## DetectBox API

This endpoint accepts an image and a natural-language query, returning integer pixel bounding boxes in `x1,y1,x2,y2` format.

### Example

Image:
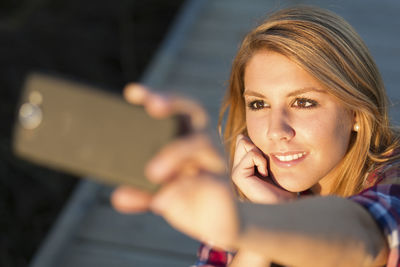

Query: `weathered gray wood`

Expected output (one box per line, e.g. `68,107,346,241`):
75,203,199,256
142,0,209,89
57,240,196,267
29,181,102,267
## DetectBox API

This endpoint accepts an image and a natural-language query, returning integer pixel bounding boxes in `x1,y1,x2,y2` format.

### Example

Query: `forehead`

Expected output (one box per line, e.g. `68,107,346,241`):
244,51,325,94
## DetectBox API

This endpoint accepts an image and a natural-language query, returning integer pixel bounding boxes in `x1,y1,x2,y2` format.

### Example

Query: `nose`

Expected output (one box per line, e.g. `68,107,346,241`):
266,108,295,142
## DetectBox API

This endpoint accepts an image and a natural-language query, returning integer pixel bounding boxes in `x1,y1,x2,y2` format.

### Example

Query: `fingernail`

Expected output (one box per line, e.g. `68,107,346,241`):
263,167,269,176
258,167,268,177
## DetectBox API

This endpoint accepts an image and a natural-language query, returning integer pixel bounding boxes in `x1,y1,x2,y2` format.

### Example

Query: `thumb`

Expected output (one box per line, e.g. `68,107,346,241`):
111,186,153,213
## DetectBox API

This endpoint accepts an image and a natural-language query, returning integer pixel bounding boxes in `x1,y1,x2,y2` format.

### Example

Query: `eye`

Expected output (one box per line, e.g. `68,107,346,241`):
247,100,268,110
292,98,318,109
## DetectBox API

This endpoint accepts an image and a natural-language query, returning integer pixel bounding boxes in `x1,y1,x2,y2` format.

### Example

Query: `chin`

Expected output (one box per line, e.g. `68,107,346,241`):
273,177,312,193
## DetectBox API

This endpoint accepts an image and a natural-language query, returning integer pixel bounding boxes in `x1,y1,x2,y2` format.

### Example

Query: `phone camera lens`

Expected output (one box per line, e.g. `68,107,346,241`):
19,103,43,130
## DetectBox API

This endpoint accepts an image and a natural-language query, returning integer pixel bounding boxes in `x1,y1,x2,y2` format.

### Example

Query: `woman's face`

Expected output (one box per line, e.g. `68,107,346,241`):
243,51,354,194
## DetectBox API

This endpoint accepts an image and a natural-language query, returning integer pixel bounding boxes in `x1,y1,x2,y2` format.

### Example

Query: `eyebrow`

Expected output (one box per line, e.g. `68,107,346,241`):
243,87,326,98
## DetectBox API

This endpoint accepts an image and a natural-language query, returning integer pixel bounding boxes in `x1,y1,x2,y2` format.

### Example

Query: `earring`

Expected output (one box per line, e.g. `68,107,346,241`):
353,124,360,132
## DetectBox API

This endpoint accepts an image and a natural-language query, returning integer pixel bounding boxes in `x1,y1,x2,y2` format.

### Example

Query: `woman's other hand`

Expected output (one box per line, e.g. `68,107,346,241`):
232,134,296,204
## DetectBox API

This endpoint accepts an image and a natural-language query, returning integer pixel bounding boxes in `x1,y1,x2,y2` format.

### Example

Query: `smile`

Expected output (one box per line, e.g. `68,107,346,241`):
274,152,306,162
270,151,308,167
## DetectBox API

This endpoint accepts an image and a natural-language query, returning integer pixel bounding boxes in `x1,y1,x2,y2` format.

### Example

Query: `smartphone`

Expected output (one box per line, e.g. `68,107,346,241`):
12,72,182,192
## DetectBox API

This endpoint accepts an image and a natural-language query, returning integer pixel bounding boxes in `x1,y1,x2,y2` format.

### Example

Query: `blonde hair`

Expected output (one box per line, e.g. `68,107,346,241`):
219,6,400,197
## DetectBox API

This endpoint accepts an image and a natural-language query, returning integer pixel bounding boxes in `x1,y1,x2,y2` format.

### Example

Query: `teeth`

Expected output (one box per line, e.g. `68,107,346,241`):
275,152,305,162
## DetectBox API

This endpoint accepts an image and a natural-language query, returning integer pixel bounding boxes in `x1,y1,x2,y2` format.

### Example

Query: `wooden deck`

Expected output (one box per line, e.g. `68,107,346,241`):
30,0,400,266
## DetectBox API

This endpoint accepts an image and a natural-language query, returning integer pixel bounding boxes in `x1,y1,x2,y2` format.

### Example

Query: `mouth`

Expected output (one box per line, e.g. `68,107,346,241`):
270,151,307,167
274,152,306,162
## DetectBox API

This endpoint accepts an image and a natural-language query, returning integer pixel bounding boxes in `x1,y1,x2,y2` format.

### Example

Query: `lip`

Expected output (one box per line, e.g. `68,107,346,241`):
270,151,308,167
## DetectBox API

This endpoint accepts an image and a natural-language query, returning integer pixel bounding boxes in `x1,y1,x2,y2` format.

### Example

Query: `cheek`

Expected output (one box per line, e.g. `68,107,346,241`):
333,116,353,153
245,113,264,143
331,109,353,144
305,110,352,155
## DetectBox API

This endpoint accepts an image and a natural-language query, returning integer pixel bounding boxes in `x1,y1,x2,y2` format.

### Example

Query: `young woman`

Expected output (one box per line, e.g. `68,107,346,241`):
112,6,400,267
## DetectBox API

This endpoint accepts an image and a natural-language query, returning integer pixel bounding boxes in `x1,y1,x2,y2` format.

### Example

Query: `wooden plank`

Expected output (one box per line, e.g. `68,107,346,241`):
165,58,230,88
29,181,102,267
206,0,284,21
57,239,196,267
142,0,209,89
75,203,200,256
180,38,240,62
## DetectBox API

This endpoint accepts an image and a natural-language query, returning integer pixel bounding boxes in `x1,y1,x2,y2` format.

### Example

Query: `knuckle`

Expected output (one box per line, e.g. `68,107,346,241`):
236,134,247,145
235,134,243,144
237,136,255,150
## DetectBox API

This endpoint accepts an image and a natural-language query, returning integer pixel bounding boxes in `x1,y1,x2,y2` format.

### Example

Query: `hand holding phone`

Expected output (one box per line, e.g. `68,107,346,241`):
112,84,227,214
13,73,181,192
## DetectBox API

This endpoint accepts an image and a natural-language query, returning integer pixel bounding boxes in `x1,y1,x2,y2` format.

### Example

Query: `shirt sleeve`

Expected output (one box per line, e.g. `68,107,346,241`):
350,164,400,267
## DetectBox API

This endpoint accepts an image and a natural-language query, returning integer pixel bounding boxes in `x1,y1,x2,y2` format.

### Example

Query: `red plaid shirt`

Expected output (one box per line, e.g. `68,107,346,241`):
350,158,400,267
193,243,235,267
194,159,400,267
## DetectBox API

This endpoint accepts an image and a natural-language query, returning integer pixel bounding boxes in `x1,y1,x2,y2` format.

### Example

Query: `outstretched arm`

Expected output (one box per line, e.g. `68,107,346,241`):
232,196,388,267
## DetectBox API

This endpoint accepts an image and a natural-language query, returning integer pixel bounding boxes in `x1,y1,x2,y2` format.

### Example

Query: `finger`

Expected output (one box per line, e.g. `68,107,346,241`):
111,186,153,213
124,84,208,130
145,134,226,183
124,83,172,118
169,96,208,130
229,249,270,267
232,148,268,182
123,83,149,105
233,135,258,168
